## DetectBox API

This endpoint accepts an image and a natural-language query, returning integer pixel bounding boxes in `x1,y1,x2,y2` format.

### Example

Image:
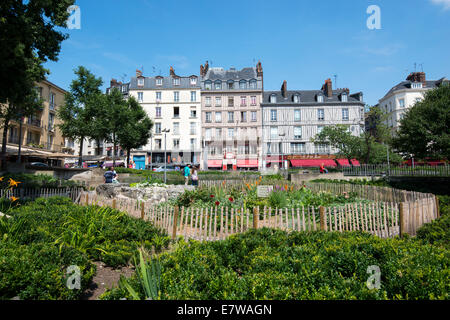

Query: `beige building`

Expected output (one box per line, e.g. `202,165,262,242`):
1,79,69,165
200,61,264,170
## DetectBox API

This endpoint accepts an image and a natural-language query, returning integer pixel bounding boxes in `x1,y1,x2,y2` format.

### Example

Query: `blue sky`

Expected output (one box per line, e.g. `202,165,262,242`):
44,0,450,106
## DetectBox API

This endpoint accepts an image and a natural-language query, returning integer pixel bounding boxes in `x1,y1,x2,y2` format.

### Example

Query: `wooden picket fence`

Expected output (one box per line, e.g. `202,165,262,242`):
1,187,83,202
303,182,434,203
198,179,259,189
77,189,439,240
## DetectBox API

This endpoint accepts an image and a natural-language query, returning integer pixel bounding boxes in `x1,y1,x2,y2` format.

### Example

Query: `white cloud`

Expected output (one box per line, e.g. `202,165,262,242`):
363,44,404,56
155,55,190,70
430,0,450,10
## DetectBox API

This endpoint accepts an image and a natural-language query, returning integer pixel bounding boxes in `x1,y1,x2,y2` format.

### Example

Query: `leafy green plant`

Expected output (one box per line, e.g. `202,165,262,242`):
102,228,450,300
119,249,162,300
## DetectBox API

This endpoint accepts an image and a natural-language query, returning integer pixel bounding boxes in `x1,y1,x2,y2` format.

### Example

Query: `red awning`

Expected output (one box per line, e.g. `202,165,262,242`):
207,160,222,168
290,159,337,167
350,159,360,166
237,159,258,167
336,159,351,167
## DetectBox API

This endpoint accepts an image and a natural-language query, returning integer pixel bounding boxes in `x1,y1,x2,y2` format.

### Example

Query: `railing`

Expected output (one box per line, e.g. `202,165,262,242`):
1,187,83,202
27,119,41,127
343,164,450,177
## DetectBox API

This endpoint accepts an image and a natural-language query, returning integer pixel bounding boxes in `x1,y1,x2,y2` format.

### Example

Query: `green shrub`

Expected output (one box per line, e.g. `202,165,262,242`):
0,240,95,300
2,197,171,268
102,229,450,300
0,173,81,189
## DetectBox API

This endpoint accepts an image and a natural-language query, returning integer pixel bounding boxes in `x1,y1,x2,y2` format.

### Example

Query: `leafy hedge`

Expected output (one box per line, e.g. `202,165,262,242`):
4,197,170,267
102,229,450,300
0,241,95,300
0,173,80,189
0,197,171,299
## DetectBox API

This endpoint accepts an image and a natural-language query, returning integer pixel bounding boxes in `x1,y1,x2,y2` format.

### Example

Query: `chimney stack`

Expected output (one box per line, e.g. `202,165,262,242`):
110,79,119,87
406,72,426,85
256,60,263,77
136,69,142,77
281,80,287,98
200,61,209,77
170,66,176,77
321,79,333,97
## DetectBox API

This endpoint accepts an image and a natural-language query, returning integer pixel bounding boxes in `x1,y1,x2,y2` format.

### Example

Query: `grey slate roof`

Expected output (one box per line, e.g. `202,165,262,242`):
261,89,363,105
381,78,448,99
203,67,258,81
128,75,200,90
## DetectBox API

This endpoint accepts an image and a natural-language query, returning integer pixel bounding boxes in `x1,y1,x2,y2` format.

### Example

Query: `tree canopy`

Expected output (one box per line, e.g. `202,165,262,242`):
117,97,153,167
0,0,74,106
57,66,104,166
392,84,450,160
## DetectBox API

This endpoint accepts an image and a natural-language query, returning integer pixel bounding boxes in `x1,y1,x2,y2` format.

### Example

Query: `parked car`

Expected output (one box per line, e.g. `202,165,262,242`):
153,165,176,172
30,162,49,167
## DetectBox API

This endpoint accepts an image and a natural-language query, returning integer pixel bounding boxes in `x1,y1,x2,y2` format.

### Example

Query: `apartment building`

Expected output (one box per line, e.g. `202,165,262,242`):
200,61,263,170
261,79,365,168
2,79,68,165
127,68,202,169
378,72,448,132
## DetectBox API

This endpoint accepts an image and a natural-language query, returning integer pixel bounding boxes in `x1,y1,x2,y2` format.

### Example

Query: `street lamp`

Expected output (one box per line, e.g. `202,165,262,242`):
279,132,285,171
162,128,170,184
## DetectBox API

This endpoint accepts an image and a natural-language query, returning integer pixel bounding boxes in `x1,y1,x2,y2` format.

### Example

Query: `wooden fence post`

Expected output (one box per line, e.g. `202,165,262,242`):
319,206,326,231
85,193,89,206
140,202,145,220
172,206,179,240
435,196,440,218
399,202,407,237
253,206,259,229
112,199,116,209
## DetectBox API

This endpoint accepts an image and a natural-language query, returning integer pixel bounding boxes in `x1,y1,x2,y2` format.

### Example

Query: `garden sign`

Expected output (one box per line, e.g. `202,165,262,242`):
257,185,273,198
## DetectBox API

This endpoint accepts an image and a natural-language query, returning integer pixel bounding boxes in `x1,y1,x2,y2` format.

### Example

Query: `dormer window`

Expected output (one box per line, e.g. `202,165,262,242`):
270,94,277,103
293,94,300,103
411,82,422,89
317,95,323,103
121,85,127,93
214,80,222,90
341,93,348,102
137,78,144,86
239,80,247,89
156,78,163,86
190,77,197,85
227,80,234,90
205,80,212,90
173,77,180,86
249,79,257,89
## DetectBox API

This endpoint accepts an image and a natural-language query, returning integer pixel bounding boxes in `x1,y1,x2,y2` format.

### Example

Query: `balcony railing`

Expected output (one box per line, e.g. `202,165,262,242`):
27,119,41,127
49,103,56,111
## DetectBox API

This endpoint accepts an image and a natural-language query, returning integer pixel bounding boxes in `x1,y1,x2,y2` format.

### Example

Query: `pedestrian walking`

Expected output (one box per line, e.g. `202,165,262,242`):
184,164,191,185
191,166,199,187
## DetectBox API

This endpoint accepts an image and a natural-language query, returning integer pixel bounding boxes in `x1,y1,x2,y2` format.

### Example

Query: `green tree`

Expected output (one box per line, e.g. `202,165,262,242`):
312,125,360,165
57,67,103,166
117,97,153,167
103,88,129,167
392,84,450,160
360,105,399,164
0,0,74,169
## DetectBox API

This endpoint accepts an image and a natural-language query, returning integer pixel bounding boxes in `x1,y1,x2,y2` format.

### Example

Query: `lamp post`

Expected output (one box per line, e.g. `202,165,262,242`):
279,132,285,171
162,128,170,184
149,134,153,171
